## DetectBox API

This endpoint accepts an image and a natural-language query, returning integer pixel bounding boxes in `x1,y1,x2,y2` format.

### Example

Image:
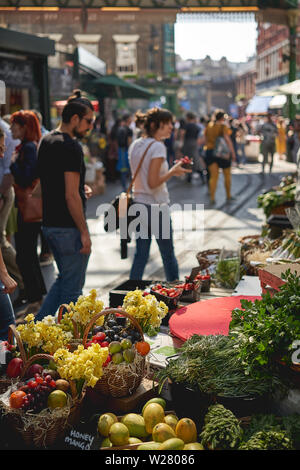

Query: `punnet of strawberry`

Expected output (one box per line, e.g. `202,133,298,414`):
151,284,182,298
175,156,193,169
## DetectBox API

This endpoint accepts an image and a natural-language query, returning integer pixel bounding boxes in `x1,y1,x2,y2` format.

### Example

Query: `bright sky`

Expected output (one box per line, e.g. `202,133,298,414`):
174,21,257,63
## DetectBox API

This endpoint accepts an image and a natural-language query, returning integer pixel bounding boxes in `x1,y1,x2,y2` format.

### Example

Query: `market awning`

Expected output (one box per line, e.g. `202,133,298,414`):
278,80,300,95
257,88,282,97
83,75,154,100
269,94,287,109
0,26,55,57
75,47,106,78
245,95,273,114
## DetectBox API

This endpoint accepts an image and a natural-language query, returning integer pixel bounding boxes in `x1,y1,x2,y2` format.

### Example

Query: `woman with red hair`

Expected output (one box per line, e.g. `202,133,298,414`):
10,110,46,318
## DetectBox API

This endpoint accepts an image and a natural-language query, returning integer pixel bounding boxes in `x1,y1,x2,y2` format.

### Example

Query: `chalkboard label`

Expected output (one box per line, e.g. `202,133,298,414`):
64,429,95,451
63,417,101,450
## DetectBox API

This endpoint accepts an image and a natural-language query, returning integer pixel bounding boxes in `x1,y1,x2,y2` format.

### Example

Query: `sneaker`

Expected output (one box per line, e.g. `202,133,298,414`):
12,290,28,309
39,253,54,266
226,196,237,203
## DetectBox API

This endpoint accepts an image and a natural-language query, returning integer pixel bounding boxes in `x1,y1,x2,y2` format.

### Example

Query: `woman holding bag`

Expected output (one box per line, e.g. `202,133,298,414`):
204,110,236,205
10,110,46,318
128,108,190,281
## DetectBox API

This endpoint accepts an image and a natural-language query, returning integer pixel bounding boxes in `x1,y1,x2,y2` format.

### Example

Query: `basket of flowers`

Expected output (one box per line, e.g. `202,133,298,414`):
0,343,108,448
122,289,168,337
0,317,70,394
57,289,105,351
82,308,151,398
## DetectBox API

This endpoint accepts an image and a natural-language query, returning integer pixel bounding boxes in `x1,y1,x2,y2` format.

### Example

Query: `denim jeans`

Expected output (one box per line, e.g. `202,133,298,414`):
129,203,179,282
36,227,90,320
0,282,15,341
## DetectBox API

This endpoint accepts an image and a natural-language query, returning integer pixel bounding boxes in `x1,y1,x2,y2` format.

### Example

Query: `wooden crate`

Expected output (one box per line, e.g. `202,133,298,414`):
258,263,300,295
86,378,158,414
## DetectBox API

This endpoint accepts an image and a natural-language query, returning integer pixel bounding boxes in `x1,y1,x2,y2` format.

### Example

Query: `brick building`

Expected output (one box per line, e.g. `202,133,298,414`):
236,58,257,101
256,20,300,92
0,9,178,115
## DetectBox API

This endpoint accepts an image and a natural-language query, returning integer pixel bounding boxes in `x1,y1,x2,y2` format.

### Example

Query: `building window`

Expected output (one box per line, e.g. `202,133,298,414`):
115,42,137,75
113,35,139,76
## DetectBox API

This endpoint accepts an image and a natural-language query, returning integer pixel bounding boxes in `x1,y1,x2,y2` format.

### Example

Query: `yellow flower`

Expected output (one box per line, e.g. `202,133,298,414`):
53,343,108,388
65,289,105,329
122,289,168,332
17,315,69,355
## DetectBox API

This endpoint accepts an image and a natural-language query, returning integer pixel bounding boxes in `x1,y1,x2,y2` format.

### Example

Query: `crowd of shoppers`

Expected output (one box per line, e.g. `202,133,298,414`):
1,90,300,340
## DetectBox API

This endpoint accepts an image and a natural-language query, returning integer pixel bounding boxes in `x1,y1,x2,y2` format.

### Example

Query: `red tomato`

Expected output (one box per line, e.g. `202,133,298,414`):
135,341,150,357
9,391,26,409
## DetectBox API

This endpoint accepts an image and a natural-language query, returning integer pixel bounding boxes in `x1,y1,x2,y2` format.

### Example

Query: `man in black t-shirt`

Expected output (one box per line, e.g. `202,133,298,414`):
35,92,94,320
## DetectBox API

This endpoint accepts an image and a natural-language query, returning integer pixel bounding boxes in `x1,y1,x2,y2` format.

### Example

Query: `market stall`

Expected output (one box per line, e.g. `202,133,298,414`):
1,180,300,451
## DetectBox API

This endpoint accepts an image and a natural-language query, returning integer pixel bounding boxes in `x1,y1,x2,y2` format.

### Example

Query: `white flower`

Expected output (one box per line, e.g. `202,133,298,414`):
42,315,56,325
249,336,255,343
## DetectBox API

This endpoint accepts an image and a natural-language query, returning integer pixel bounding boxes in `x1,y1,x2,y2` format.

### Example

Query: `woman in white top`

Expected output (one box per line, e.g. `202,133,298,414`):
128,108,190,281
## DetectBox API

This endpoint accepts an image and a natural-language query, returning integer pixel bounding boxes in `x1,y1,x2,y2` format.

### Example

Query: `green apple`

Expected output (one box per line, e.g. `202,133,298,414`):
123,348,135,364
121,338,132,350
112,352,124,364
109,341,122,355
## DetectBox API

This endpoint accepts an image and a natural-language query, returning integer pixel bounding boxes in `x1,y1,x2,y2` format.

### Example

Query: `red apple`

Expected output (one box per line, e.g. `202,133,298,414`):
26,363,43,378
6,358,23,378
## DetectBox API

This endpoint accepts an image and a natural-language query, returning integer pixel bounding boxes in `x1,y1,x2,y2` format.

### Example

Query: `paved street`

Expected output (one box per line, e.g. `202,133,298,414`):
41,157,296,306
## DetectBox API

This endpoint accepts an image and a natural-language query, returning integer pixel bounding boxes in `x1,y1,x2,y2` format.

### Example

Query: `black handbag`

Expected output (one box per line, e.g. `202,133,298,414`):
104,140,155,234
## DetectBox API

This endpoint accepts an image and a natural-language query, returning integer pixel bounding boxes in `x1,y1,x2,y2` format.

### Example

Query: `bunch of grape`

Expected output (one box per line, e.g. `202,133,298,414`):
19,374,56,413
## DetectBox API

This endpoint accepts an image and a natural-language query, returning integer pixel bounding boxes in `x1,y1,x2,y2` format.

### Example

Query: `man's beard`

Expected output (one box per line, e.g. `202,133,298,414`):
73,127,86,139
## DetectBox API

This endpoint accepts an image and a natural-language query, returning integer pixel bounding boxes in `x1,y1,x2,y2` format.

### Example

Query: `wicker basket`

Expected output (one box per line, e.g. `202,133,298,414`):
57,303,82,352
0,324,27,394
0,353,84,448
196,249,221,270
83,308,146,398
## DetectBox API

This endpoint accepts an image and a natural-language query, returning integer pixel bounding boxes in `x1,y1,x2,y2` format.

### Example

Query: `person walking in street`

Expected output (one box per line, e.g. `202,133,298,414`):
203,110,236,205
0,246,17,340
128,107,191,281
35,90,94,320
116,113,133,191
9,111,47,319
276,116,287,160
259,113,278,175
181,112,202,183
31,109,54,267
236,119,248,166
0,119,26,308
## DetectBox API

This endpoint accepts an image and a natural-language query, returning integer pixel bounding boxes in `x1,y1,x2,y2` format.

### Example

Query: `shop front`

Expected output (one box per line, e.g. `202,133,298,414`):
0,27,55,129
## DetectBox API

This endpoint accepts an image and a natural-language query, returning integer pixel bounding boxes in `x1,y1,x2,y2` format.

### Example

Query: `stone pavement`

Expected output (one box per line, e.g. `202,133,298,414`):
41,157,296,306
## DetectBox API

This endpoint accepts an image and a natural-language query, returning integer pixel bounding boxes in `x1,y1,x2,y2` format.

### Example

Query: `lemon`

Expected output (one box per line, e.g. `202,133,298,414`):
47,390,67,409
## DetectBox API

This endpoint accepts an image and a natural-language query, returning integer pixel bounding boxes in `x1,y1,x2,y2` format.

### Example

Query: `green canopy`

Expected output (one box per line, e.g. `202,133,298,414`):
83,74,154,100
